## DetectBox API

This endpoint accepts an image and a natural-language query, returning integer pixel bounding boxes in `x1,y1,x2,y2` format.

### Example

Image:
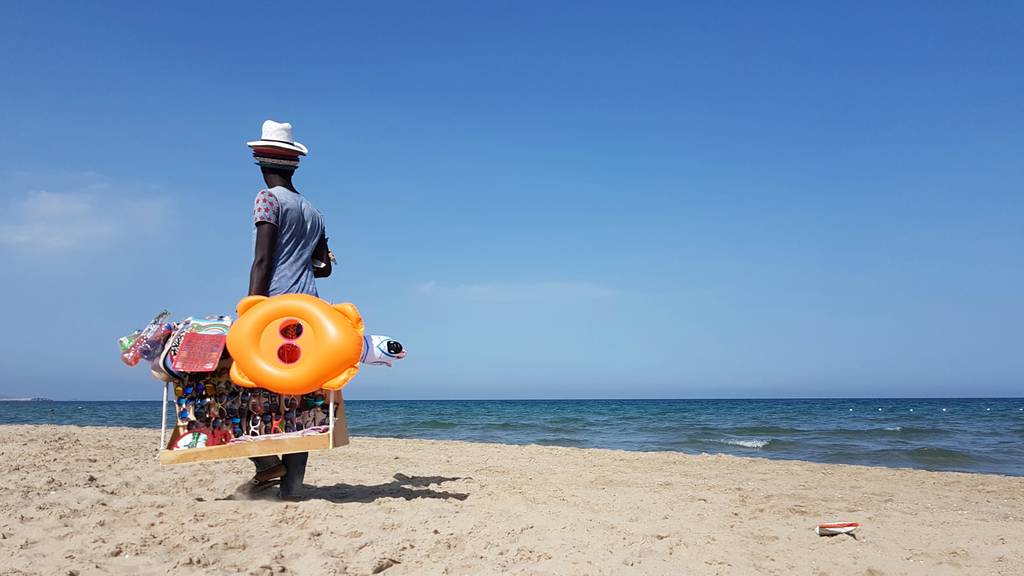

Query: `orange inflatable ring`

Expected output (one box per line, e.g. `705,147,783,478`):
226,294,364,395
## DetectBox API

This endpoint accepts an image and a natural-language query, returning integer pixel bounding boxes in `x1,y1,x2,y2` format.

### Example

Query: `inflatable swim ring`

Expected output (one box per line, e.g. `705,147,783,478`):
226,294,364,395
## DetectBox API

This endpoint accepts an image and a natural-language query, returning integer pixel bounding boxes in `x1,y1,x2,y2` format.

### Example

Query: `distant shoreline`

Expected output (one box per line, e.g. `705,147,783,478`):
0,398,53,402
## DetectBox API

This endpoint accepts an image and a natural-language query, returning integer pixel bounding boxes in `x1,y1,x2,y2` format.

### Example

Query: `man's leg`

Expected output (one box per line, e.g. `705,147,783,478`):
279,452,309,498
251,455,281,471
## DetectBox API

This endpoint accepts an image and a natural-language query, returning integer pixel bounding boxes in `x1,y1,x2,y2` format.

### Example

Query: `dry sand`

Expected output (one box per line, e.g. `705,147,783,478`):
1,425,1022,576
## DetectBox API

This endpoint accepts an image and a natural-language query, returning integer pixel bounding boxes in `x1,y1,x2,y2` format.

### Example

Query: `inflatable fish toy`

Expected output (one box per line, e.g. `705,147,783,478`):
361,334,406,367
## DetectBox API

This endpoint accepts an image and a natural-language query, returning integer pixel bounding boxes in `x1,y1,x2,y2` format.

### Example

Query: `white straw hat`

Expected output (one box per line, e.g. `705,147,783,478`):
246,120,308,155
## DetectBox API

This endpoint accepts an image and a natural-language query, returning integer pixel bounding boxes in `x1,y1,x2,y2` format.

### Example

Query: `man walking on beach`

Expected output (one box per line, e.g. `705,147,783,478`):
244,120,332,499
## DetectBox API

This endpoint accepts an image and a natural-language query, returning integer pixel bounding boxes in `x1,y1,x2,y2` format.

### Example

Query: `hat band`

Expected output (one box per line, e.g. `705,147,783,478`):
254,156,300,169
252,148,301,161
261,138,301,147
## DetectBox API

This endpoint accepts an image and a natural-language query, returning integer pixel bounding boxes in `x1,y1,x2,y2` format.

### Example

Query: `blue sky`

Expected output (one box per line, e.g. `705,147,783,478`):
1,2,1021,400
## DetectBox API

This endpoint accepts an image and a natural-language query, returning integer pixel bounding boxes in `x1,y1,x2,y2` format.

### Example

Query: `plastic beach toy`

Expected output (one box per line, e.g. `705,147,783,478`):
119,310,170,366
361,334,407,367
226,294,364,395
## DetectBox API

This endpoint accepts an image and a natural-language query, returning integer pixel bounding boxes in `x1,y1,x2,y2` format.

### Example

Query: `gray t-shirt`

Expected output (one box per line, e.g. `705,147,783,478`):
252,186,324,297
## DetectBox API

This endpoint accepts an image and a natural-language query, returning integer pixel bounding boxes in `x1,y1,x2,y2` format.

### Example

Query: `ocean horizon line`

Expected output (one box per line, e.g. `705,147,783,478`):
12,395,1024,403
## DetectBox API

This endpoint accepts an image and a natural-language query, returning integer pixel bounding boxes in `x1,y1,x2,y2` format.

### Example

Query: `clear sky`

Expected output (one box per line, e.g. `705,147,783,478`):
1,2,1021,400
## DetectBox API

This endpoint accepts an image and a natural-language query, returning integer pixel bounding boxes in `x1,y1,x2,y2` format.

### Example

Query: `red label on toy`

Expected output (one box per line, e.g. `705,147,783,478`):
172,333,226,373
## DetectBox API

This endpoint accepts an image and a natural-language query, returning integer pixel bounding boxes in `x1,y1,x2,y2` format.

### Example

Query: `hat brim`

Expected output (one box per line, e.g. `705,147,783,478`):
246,139,308,155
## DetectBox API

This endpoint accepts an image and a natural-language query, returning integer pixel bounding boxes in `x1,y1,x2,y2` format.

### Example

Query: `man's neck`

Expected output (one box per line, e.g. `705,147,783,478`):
266,175,297,193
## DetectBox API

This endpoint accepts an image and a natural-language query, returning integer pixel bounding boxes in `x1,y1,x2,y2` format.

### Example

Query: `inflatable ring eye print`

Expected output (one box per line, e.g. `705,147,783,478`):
226,294,365,395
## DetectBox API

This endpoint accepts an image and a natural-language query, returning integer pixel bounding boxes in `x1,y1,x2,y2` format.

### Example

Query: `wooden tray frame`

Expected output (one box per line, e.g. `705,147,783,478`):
157,383,348,465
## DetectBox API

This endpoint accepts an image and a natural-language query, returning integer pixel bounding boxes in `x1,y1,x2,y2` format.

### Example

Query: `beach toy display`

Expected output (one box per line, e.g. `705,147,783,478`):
117,297,405,465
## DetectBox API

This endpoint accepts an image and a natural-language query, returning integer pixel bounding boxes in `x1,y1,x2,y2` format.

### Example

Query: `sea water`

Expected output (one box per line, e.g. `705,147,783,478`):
1,398,1022,476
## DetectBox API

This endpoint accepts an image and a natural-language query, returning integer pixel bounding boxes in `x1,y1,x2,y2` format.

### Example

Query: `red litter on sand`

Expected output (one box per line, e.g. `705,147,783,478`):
816,522,860,536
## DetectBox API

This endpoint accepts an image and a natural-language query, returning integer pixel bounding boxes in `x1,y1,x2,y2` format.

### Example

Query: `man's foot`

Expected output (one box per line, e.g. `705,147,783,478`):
278,490,304,502
233,463,287,497
233,477,281,498
254,463,287,483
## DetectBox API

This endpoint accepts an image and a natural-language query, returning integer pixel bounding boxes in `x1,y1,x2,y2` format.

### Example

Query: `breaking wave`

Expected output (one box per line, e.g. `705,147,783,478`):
707,438,771,449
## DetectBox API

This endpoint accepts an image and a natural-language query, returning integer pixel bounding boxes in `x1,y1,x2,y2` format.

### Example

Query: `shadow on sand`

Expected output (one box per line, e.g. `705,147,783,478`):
221,473,469,503
296,473,469,503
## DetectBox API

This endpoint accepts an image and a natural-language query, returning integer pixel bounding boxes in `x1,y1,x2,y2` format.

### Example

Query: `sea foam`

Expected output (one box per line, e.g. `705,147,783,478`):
711,438,770,449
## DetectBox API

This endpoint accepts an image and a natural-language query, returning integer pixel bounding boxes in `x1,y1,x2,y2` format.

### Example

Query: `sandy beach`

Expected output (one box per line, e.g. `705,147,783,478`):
2,425,1022,575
